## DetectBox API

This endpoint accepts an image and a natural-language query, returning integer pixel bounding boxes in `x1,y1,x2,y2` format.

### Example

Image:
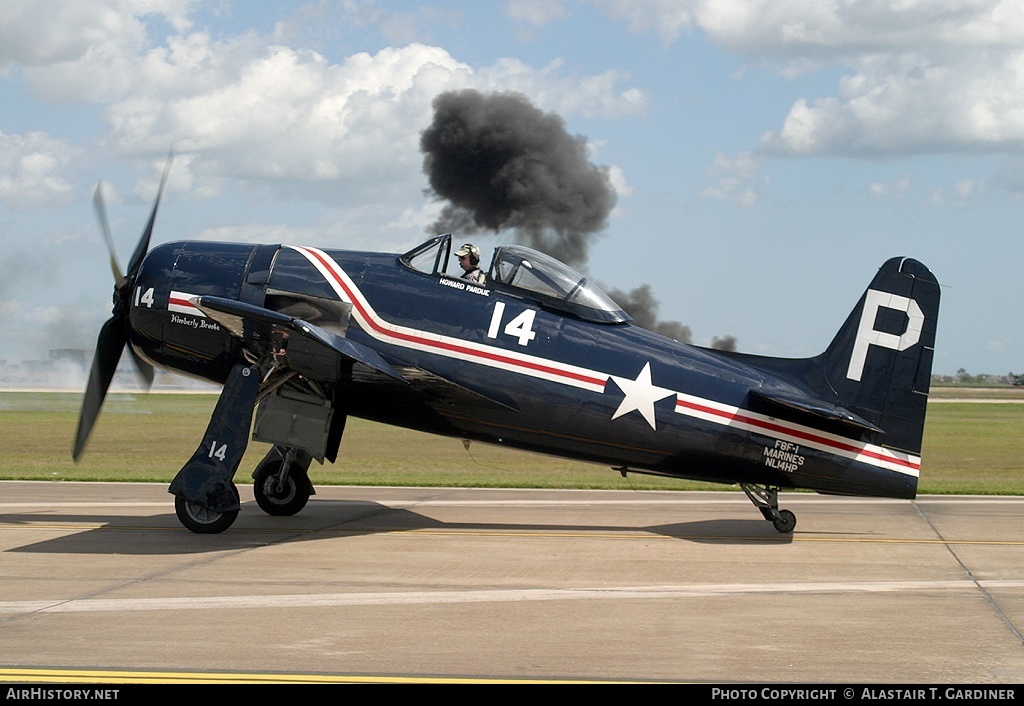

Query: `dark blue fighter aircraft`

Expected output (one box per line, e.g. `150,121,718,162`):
73,166,940,534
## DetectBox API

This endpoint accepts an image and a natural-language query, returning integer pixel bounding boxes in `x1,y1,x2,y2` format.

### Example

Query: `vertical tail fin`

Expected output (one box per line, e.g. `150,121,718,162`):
821,257,940,455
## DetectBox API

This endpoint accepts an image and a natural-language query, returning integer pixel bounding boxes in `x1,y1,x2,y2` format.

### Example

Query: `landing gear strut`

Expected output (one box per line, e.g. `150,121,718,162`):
741,483,796,533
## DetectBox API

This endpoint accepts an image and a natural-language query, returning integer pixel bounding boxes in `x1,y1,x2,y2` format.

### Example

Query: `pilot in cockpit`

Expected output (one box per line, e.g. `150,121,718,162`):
455,243,486,285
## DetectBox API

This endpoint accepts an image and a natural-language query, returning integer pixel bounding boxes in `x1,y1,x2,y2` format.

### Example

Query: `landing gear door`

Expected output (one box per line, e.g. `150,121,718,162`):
252,387,334,462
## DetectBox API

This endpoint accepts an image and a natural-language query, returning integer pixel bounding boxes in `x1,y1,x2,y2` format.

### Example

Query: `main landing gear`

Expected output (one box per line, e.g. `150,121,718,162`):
172,446,315,533
169,364,259,534
252,446,315,516
175,491,239,534
169,361,330,534
741,483,796,533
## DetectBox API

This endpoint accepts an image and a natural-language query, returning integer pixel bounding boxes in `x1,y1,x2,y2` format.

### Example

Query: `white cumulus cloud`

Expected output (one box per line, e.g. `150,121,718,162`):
588,1,1024,157
0,132,79,208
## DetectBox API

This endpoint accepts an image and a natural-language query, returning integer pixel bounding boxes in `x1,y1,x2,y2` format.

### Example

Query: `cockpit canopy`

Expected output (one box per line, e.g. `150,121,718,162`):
487,245,630,323
400,234,630,324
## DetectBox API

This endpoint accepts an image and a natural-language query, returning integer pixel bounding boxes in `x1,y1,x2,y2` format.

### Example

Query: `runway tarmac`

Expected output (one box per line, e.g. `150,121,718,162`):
2,480,1023,684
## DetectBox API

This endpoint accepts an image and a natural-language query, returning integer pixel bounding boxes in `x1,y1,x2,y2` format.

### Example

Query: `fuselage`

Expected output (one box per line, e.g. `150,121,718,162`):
128,240,920,500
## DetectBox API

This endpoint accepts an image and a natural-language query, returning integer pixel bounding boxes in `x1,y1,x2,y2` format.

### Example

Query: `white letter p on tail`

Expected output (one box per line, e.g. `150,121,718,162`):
847,289,924,382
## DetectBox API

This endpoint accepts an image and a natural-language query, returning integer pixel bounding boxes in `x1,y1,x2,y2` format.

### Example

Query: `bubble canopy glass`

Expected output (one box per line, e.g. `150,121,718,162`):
487,244,629,324
400,234,630,324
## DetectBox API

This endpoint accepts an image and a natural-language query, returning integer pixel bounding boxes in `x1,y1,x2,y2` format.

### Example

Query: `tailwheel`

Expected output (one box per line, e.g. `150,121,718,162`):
252,447,313,517
175,495,239,534
741,483,797,534
773,509,797,533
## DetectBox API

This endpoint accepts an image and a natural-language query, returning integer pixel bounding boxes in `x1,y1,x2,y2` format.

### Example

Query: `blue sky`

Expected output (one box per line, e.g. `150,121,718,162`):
2,0,1022,379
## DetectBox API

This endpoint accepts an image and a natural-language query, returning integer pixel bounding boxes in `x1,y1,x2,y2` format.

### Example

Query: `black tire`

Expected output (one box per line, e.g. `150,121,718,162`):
253,460,311,516
175,494,238,534
773,509,797,533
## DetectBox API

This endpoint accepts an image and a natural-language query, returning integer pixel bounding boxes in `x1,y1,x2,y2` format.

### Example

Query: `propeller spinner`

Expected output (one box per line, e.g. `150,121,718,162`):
72,155,173,460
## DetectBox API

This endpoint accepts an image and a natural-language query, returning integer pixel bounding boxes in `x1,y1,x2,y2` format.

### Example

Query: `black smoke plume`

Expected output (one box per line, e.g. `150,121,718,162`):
605,286,736,350
420,89,735,351
606,285,692,344
421,89,614,268
711,335,737,352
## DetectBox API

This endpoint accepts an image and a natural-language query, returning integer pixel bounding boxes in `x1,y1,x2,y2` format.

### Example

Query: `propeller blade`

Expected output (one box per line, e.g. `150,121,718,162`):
126,150,174,280
92,183,126,288
72,316,127,461
129,345,155,389
76,149,172,458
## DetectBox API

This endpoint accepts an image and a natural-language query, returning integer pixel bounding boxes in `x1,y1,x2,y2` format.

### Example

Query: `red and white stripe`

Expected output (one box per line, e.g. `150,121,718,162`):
675,393,920,475
168,290,204,317
291,246,608,394
288,245,920,478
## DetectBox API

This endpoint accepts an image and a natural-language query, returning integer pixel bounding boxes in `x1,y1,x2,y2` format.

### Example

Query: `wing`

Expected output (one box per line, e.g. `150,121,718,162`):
192,295,407,383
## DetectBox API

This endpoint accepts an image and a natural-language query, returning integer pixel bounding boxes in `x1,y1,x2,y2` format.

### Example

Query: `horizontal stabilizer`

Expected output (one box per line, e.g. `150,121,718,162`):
192,295,407,383
749,390,884,435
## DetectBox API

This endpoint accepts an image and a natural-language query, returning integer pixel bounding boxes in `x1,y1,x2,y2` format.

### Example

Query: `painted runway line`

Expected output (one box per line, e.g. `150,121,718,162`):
3,579,1024,616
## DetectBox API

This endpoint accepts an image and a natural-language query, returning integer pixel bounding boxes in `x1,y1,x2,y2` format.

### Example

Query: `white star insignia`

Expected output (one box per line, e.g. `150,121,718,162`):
608,362,675,430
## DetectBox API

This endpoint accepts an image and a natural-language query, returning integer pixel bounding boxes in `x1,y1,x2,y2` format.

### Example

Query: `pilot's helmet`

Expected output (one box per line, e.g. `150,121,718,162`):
455,243,481,265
